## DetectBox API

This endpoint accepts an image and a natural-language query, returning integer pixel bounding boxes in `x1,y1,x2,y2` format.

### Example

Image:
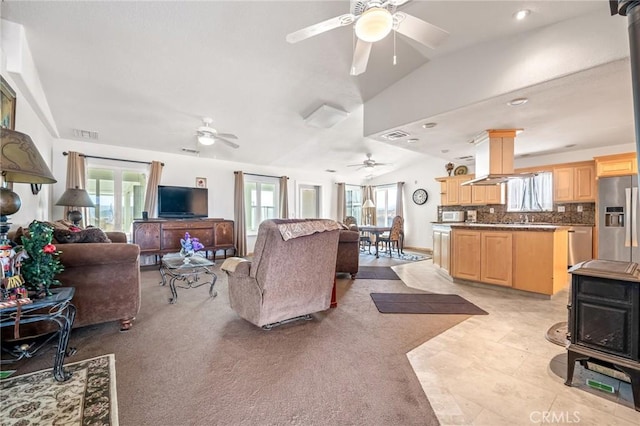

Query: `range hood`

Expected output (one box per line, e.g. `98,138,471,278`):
461,129,536,186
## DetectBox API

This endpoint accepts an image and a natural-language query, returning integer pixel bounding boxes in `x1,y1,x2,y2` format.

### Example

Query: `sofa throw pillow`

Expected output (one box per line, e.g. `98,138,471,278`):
53,228,112,244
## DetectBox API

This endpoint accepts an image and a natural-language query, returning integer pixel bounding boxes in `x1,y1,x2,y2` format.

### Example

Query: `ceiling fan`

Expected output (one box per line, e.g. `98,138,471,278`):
196,117,239,149
286,0,449,75
347,153,390,170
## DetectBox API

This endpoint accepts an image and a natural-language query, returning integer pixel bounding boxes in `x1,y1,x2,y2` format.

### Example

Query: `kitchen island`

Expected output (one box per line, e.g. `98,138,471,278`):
437,223,570,296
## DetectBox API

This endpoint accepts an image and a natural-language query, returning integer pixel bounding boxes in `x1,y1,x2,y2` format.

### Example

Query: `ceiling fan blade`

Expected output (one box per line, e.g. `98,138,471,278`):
286,14,356,44
216,137,240,149
216,133,238,140
393,12,449,50
350,39,372,76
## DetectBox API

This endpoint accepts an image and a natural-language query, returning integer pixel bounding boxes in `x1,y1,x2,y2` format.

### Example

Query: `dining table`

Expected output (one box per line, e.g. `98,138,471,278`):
358,226,391,258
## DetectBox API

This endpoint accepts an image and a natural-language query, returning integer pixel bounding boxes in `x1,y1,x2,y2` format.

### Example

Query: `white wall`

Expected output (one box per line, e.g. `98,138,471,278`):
1,51,56,230
51,139,339,253
369,154,447,251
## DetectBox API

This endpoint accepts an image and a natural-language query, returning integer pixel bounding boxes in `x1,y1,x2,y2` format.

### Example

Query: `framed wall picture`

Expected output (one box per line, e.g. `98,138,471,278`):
196,177,207,188
1,76,17,130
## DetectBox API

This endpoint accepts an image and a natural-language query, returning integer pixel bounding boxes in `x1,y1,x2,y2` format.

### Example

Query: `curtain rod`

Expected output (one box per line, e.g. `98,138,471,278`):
234,171,289,179
63,152,164,166
362,181,405,187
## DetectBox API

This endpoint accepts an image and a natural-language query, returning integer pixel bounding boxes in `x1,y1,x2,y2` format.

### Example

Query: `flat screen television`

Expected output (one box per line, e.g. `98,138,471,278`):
157,185,208,218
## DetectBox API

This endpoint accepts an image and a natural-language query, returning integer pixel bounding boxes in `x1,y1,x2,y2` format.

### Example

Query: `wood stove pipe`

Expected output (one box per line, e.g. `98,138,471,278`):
611,1,640,184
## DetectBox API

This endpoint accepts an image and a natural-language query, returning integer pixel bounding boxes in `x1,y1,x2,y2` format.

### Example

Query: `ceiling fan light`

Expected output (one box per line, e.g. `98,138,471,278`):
355,8,393,43
197,134,215,145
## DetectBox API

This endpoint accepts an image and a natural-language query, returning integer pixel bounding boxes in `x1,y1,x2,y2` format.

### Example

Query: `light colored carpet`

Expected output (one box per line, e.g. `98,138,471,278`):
8,266,467,425
0,354,118,425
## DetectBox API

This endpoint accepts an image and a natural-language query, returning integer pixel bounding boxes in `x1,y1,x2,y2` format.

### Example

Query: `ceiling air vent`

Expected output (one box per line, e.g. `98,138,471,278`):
72,129,99,140
380,130,410,140
456,155,474,161
181,147,200,154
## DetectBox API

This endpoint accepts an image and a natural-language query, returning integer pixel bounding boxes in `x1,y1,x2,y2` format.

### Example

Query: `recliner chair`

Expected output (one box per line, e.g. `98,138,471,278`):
221,219,340,329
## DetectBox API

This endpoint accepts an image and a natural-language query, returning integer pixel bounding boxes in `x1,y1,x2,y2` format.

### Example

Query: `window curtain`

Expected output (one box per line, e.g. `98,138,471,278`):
507,172,553,212
396,182,404,218
234,171,247,256
279,176,289,219
143,161,163,218
336,182,345,222
361,185,376,226
64,151,88,227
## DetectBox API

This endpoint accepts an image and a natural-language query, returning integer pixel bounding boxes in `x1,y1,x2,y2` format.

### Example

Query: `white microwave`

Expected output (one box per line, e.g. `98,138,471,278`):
442,211,465,222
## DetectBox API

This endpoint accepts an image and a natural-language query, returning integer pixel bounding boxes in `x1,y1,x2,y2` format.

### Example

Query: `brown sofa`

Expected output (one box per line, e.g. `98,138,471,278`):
336,229,359,279
10,229,141,331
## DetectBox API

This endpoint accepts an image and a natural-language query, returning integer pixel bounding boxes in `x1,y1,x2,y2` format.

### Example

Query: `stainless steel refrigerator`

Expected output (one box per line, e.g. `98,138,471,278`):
598,176,639,262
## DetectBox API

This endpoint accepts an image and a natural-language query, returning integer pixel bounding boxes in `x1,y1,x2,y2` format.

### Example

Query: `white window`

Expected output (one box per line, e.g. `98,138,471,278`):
507,172,553,212
375,185,397,227
245,176,279,235
345,184,362,222
87,166,147,237
299,184,321,218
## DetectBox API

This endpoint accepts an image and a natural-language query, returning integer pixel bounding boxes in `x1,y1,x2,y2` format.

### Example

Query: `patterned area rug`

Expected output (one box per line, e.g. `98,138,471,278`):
0,354,118,425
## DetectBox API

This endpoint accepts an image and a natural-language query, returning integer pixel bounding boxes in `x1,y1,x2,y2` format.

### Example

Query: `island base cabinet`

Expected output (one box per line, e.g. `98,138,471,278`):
433,227,451,274
480,232,513,286
451,230,481,281
513,231,569,295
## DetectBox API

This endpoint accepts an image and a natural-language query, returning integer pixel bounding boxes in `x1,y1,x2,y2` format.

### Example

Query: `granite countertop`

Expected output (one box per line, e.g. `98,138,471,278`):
448,223,570,231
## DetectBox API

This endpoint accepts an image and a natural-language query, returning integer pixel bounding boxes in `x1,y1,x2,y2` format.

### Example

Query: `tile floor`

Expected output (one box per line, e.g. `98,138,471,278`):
361,252,640,425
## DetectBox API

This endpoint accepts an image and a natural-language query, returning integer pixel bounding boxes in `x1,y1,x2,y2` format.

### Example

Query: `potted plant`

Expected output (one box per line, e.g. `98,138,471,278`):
19,221,64,296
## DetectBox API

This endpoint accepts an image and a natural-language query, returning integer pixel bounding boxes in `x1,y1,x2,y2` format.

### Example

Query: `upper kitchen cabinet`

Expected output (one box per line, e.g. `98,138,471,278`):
553,161,596,203
594,152,638,177
436,174,505,206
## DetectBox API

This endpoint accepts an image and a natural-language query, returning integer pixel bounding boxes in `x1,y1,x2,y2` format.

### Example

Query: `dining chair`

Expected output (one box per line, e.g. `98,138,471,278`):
378,216,404,257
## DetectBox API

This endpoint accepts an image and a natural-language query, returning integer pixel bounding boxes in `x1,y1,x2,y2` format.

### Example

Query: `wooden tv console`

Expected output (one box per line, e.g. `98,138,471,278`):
132,218,235,260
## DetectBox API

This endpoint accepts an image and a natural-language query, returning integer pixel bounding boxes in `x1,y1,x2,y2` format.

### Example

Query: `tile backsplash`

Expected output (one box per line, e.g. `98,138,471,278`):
439,203,595,225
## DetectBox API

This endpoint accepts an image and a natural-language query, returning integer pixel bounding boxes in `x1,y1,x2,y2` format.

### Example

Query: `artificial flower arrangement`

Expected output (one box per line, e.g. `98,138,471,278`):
19,221,64,296
180,232,204,257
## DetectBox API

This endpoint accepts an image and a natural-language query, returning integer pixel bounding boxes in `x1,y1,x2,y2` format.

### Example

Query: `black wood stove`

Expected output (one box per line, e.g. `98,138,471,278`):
566,259,640,411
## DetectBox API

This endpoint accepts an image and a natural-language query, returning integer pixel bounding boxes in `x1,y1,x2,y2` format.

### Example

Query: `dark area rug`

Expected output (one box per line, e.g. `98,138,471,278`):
356,266,401,280
370,293,488,315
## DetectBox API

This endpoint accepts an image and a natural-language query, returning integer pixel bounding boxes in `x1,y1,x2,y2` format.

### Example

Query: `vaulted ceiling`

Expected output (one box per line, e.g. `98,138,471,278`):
1,1,634,180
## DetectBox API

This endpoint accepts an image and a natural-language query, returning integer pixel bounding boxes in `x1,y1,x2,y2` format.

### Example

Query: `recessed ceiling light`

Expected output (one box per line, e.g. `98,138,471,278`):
508,97,528,106
407,138,418,144
441,149,449,153
422,122,437,129
565,144,576,148
514,9,530,20
325,169,336,173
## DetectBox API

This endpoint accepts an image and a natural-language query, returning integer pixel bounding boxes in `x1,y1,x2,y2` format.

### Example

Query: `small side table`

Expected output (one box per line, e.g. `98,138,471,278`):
160,253,218,304
0,287,77,382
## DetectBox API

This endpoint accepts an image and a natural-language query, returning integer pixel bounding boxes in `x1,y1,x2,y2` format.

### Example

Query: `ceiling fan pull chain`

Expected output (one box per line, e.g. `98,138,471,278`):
393,30,397,65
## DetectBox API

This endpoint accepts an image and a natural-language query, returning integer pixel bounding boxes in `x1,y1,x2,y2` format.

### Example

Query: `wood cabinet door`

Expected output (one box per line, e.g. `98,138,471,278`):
471,186,486,205
513,231,553,294
484,184,504,204
445,178,460,205
433,231,442,267
458,177,472,205
132,222,161,252
441,230,451,274
596,154,638,177
554,167,574,202
480,231,512,286
573,164,595,201
452,230,481,281
214,221,234,247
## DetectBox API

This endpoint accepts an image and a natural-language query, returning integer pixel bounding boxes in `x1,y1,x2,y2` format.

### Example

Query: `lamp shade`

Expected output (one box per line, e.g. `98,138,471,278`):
55,187,95,208
1,128,57,184
363,199,375,208
355,7,393,43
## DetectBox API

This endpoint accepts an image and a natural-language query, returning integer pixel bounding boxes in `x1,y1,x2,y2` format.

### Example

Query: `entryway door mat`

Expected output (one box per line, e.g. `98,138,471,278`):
356,266,401,280
370,293,488,315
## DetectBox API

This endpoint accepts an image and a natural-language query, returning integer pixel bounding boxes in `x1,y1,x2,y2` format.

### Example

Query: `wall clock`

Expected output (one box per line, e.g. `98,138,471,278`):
412,188,428,205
